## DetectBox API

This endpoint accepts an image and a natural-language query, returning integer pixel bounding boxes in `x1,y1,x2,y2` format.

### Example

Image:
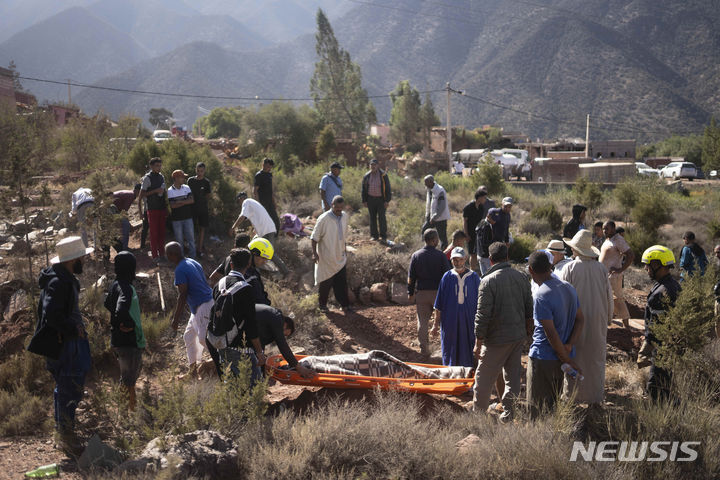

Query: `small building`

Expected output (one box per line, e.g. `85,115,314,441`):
590,140,636,160
369,124,391,146
0,67,14,108
49,104,80,126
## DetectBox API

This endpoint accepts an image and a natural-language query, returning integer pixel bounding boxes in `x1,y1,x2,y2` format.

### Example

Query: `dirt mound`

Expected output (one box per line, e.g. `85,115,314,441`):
267,387,466,417
607,323,644,354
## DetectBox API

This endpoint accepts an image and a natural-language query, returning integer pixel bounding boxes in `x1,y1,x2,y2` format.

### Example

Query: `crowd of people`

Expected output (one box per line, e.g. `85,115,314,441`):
27,156,720,454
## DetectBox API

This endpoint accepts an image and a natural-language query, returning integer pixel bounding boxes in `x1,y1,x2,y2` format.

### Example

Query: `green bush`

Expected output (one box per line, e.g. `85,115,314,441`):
707,218,720,240
631,190,672,232
508,233,538,262
614,179,641,212
624,228,660,265
0,385,52,436
389,197,426,247
530,204,563,232
572,177,603,209
472,156,505,196
519,216,553,238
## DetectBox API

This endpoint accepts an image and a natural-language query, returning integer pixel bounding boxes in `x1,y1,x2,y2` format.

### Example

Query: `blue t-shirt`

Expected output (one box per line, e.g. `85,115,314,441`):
529,276,579,360
174,258,213,314
319,173,343,207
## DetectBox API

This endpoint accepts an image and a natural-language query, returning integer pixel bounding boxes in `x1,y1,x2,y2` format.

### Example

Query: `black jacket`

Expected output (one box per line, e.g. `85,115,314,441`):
256,304,297,367
644,273,681,345
563,204,587,255
212,273,258,348
361,169,392,203
28,264,80,359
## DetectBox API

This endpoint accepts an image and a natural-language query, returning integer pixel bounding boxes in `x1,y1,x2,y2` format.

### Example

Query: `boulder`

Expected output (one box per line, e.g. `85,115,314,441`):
358,286,372,304
456,434,481,453
370,283,388,303
390,282,410,305
2,289,27,323
79,434,125,471
118,430,238,480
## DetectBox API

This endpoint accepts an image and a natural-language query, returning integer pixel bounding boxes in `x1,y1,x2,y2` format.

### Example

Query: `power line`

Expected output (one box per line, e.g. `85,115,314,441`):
10,73,444,102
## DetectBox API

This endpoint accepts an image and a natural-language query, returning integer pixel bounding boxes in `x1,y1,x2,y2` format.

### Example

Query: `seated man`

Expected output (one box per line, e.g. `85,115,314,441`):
255,304,313,378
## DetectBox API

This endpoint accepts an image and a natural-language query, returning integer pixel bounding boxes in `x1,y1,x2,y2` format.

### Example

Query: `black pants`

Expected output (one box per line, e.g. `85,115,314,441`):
367,196,387,240
318,266,350,308
422,219,448,250
261,200,280,232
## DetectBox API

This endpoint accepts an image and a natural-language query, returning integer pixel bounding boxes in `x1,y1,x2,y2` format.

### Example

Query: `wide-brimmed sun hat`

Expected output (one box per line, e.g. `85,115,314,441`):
563,230,600,258
50,236,93,264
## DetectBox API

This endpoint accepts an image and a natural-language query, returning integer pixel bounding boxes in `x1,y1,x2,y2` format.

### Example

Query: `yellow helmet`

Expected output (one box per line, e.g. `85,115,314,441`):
248,237,274,260
641,245,675,266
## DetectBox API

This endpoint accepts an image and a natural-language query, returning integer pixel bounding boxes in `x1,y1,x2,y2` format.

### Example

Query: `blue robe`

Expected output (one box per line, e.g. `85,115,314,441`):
434,268,480,367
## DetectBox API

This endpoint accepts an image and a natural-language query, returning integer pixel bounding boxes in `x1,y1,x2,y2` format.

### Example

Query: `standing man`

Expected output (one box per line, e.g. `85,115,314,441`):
591,221,604,250
472,242,533,422
422,175,451,249
139,157,167,262
361,158,392,243
463,187,495,272
319,162,343,212
559,230,613,404
311,195,351,313
28,236,93,455
167,170,196,259
230,192,288,274
563,204,587,256
599,221,635,328
546,239,571,273
640,245,681,401
486,197,513,246
166,241,214,380
679,231,708,278
112,184,140,251
408,228,451,356
188,162,211,257
69,186,95,248
526,251,585,419
254,158,279,231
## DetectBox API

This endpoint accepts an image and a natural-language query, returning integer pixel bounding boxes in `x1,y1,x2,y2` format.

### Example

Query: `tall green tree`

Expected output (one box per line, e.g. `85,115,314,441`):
419,93,440,149
702,117,720,171
310,9,373,139
8,60,23,92
316,124,336,160
389,80,421,145
148,108,174,129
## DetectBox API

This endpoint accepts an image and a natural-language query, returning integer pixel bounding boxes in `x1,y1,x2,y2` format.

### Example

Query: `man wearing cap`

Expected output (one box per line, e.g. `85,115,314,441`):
422,175,451,249
319,162,344,212
432,246,480,367
168,169,196,259
558,230,613,404
486,197,513,246
254,157,279,231
28,236,93,455
166,241,214,380
230,192,288,274
472,242,533,422
361,158,392,243
188,162,211,257
408,228,451,356
112,184,141,251
599,221,634,328
546,239,571,273
311,195,351,312
464,187,496,272
139,157,167,261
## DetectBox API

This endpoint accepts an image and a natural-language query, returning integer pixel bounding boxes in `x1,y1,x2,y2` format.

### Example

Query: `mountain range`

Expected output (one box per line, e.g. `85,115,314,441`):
2,0,719,140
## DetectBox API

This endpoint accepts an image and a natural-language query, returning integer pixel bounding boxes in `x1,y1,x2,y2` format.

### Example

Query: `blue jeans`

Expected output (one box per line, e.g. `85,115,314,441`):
218,348,263,387
46,337,91,433
120,217,131,251
173,218,196,258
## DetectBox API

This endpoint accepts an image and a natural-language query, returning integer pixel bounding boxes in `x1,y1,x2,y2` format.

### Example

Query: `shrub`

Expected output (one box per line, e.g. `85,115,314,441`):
707,218,720,240
508,233,538,262
631,190,672,232
519,216,553,237
530,204,563,232
653,265,716,371
0,385,52,436
472,155,505,196
624,228,660,265
572,177,603,209
389,197,425,247
614,179,641,212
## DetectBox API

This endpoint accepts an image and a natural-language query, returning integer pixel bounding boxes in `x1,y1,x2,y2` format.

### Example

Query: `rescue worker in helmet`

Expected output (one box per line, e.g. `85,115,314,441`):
246,237,273,306
641,245,681,401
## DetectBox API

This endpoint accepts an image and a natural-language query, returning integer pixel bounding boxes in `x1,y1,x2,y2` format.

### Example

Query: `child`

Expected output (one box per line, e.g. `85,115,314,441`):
444,230,468,260
104,251,146,410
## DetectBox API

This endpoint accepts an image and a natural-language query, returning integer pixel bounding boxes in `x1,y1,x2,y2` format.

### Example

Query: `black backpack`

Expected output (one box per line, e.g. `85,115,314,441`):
206,275,249,350
476,220,493,257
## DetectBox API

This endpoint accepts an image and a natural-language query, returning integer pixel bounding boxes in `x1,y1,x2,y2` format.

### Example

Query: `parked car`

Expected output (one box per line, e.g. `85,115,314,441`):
635,162,660,176
696,167,706,180
659,162,697,180
152,130,173,143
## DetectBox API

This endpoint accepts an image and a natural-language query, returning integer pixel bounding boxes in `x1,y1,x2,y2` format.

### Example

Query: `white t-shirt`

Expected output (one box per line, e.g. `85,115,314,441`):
239,198,276,237
453,161,465,174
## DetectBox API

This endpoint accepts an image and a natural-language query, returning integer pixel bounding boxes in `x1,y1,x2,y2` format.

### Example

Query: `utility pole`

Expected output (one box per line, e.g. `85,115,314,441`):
585,114,590,158
67,79,71,105
446,82,452,172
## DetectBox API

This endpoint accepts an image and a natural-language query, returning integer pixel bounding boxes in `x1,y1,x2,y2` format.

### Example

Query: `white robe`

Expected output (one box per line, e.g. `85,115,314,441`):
558,256,613,403
311,210,349,284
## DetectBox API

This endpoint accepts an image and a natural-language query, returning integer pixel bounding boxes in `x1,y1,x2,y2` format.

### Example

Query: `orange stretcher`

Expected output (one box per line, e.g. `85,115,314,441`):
265,354,474,395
